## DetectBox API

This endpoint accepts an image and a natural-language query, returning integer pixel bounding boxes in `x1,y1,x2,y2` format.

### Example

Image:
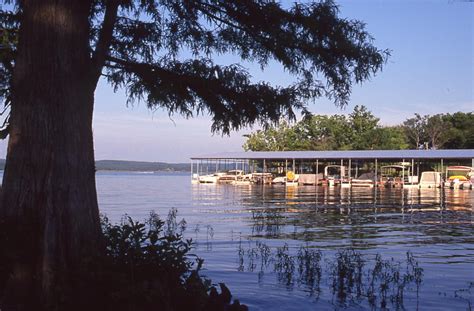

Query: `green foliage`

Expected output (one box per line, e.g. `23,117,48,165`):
244,107,471,151
95,210,249,311
0,0,388,135
403,112,472,149
243,120,301,151
295,114,353,150
348,105,379,149
244,105,409,151
442,112,474,149
403,113,427,149
97,210,211,311
425,114,450,149
369,126,409,150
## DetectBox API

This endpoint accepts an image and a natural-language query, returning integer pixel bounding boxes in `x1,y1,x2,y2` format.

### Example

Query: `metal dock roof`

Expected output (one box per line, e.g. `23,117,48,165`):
191,150,474,160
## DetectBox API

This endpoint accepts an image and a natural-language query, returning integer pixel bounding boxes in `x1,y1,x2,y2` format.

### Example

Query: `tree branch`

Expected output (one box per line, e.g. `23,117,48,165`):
91,0,120,86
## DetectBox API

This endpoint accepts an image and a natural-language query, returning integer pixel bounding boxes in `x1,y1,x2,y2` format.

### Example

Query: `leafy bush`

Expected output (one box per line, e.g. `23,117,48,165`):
96,210,248,311
98,210,209,311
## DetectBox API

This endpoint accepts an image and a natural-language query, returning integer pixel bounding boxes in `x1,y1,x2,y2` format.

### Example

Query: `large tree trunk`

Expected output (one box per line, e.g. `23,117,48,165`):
0,0,101,310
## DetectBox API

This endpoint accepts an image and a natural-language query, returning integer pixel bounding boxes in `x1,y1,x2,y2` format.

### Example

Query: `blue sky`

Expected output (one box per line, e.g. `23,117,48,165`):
0,0,472,162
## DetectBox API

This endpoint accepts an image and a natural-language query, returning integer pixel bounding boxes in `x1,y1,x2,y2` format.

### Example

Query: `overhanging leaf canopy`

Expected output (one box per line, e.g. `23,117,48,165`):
1,0,389,134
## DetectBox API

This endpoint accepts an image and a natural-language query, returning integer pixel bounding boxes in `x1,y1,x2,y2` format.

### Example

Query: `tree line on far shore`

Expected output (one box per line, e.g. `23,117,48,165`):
243,106,473,151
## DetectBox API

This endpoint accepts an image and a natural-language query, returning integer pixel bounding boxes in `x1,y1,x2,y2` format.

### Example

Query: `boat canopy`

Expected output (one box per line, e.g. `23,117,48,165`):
191,149,474,160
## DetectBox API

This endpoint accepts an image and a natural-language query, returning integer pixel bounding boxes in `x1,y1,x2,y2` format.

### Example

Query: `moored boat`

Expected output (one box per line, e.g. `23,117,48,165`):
219,170,245,183
272,176,286,184
198,172,225,183
350,172,376,188
380,164,417,188
444,166,474,189
419,171,442,188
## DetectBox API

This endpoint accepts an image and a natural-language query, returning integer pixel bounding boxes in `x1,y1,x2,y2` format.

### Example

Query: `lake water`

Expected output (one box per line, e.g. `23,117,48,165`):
97,171,473,310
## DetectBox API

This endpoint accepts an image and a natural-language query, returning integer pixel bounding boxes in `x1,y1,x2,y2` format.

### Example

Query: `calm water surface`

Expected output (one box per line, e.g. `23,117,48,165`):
97,171,474,311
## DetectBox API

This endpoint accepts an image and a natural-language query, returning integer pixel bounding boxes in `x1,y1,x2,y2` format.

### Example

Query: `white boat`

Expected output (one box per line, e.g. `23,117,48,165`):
351,179,375,188
349,172,376,188
340,179,351,188
272,176,286,184
219,170,244,183
298,173,324,185
444,166,474,190
419,171,442,188
198,172,225,184
232,173,253,185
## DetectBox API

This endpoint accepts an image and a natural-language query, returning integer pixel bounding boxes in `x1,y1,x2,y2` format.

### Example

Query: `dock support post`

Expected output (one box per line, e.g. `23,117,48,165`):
264,159,266,173
349,159,352,179
417,160,420,180
375,158,378,187
316,159,319,186
340,159,343,179
374,158,378,206
402,158,405,186
191,161,193,180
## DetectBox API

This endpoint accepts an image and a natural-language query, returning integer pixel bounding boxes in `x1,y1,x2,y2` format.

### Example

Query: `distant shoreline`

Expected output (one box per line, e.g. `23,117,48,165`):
0,159,191,172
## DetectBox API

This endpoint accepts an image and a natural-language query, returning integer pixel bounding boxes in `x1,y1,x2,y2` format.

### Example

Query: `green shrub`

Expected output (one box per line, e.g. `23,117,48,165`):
97,210,206,310
97,210,248,311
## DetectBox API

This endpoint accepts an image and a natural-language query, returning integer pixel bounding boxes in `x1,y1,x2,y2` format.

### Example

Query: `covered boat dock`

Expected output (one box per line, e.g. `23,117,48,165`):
190,149,474,187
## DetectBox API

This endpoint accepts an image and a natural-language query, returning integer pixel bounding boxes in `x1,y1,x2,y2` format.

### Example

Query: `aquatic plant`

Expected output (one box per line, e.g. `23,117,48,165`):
274,244,295,288
330,249,364,305
297,246,322,297
454,282,474,311
206,225,215,251
257,241,272,271
235,241,424,310
237,237,245,272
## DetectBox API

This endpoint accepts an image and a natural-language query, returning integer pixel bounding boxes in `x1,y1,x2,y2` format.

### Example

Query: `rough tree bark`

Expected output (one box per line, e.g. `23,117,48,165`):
0,0,101,309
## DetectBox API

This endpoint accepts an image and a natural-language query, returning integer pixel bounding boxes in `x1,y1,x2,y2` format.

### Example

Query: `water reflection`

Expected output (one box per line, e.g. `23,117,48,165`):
192,184,473,248
236,242,424,310
192,183,473,209
96,173,473,310
190,183,473,309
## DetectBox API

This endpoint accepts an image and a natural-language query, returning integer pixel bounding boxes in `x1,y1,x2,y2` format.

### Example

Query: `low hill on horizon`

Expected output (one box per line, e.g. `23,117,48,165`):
96,160,189,172
0,159,190,172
